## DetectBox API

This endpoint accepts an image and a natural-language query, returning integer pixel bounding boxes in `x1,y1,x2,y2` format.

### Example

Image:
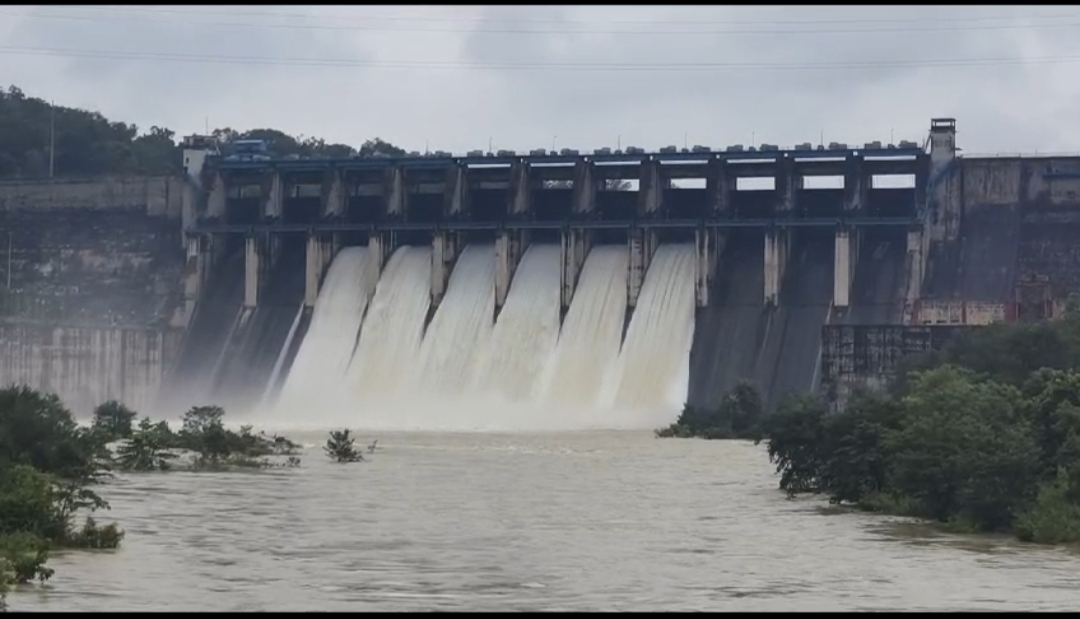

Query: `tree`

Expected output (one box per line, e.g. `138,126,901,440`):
324,430,364,463
179,406,229,468
115,418,178,472
90,401,137,442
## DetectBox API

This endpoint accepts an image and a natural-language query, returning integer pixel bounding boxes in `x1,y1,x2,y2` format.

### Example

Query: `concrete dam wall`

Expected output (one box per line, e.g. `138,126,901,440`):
0,176,186,415
13,118,1080,422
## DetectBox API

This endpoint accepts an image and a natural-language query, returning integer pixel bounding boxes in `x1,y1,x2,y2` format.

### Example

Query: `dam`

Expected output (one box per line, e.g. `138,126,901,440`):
4,118,1080,426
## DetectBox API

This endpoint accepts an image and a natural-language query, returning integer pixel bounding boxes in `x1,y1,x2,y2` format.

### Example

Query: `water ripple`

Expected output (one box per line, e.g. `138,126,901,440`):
13,432,1080,611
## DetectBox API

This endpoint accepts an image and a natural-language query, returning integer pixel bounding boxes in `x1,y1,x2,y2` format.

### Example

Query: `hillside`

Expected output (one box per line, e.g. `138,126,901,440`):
0,85,403,179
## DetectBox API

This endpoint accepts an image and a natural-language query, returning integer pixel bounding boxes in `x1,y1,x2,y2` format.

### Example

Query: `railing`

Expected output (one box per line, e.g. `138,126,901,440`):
190,216,920,236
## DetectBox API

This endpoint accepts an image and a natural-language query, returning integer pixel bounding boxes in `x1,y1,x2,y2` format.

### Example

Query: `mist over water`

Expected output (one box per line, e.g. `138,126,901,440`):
265,241,696,432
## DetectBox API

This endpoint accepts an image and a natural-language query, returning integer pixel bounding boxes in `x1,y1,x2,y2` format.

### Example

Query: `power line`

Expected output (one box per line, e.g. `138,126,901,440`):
2,7,1080,35
1,44,1078,72
4,8,1078,35
59,5,1077,27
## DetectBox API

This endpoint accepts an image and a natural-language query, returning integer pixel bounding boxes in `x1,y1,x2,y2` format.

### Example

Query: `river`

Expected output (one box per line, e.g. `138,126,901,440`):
11,431,1080,611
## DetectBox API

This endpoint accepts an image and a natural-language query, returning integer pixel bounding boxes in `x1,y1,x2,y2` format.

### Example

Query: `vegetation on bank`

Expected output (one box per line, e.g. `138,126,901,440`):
656,382,764,440
0,84,405,180
0,387,310,610
0,387,123,609
755,302,1080,545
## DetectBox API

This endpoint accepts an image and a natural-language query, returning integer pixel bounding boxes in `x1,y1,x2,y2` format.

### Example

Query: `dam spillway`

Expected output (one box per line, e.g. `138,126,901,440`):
165,133,933,426
153,117,1024,423
11,118,1080,420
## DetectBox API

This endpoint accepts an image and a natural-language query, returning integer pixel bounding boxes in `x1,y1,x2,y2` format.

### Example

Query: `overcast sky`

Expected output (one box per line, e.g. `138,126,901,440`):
1,5,1078,155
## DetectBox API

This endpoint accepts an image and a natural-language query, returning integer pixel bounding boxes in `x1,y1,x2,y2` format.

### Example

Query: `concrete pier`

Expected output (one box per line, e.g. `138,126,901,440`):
694,228,719,307
181,235,206,327
560,228,591,316
706,159,731,215
207,172,226,219
431,231,460,308
244,235,262,308
777,157,798,213
764,229,788,306
510,162,531,216
903,226,926,322
264,172,283,219
844,155,868,213
386,167,406,216
444,164,467,217
638,160,663,215
495,230,527,315
303,233,336,308
628,228,658,308
833,227,855,308
323,169,345,217
571,161,596,215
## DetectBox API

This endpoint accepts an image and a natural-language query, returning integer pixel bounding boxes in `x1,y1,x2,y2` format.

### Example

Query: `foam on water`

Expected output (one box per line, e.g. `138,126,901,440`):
611,243,697,426
273,247,376,416
541,245,628,420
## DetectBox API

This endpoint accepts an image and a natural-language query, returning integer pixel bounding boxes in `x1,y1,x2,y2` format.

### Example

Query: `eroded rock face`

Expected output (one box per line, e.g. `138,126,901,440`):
0,176,186,415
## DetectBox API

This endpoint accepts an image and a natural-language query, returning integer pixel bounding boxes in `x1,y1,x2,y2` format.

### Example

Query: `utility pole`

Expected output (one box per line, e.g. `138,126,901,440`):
552,136,556,153
7,231,12,291
684,133,688,150
617,135,621,151
49,101,55,178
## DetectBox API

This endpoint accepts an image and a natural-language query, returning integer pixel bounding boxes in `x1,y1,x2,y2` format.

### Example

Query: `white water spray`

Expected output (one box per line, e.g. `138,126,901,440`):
541,244,628,415
409,244,496,397
612,243,696,424
346,246,432,398
470,244,561,402
274,247,377,416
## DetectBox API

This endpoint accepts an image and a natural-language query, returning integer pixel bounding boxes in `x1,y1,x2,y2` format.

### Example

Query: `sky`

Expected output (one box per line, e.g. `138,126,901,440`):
1,5,1080,156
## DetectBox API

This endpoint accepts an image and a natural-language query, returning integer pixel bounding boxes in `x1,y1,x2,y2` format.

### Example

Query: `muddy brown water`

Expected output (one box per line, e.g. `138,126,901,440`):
13,432,1080,611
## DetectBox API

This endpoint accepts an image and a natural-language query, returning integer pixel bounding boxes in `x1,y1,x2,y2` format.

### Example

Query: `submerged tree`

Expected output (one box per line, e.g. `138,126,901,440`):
90,400,137,442
325,430,364,463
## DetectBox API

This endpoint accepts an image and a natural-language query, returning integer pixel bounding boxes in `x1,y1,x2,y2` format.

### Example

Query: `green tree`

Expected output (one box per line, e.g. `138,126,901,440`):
179,406,229,468
90,401,137,442
325,430,363,463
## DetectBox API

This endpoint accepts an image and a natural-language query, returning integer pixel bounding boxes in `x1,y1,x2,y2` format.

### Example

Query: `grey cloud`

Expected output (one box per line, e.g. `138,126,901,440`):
1,6,1079,155
458,6,1080,153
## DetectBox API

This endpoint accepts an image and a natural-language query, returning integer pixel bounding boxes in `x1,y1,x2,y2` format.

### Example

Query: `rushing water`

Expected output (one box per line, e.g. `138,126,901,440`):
15,432,1080,612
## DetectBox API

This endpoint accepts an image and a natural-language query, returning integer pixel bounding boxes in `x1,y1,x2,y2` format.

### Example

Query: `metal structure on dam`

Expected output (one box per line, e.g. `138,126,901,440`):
5,116,1080,416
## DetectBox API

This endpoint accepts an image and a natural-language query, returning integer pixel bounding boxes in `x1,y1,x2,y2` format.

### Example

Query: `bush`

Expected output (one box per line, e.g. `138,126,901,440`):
658,382,763,440
1014,470,1080,544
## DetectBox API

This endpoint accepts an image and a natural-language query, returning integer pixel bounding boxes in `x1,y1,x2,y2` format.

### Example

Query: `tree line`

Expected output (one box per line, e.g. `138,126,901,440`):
0,385,376,610
668,299,1080,545
0,85,405,180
